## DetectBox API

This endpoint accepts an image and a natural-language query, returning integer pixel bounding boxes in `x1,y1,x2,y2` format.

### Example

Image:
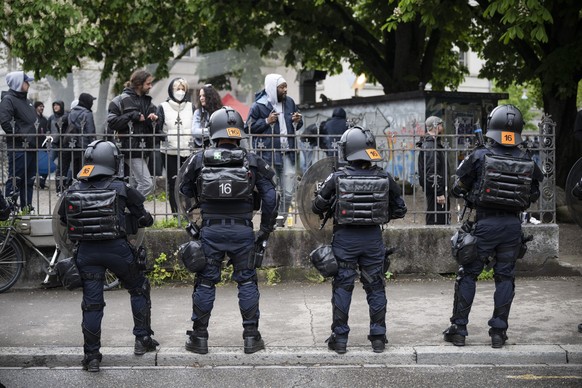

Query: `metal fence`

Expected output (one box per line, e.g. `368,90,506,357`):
0,118,555,225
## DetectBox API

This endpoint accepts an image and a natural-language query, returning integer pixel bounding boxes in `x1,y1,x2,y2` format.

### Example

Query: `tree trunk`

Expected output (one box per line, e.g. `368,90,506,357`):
544,92,581,188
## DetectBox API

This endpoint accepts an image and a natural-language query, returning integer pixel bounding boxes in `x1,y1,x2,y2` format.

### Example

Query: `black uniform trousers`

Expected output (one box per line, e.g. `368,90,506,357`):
76,239,151,355
450,214,521,334
331,225,387,339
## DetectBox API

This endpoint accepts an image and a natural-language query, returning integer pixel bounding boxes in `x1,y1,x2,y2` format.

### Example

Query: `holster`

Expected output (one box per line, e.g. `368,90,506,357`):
248,243,266,269
517,233,534,260
383,247,396,273
136,245,148,271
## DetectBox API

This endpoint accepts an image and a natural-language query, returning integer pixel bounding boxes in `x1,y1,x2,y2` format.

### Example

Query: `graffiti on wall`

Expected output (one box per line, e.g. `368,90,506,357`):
302,99,425,184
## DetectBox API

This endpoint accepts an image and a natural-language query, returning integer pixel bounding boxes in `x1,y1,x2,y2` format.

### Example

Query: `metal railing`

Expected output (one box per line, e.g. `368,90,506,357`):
0,122,555,225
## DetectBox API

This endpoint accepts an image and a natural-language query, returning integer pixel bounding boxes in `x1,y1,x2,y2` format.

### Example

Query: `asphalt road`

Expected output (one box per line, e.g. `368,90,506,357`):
1,364,582,388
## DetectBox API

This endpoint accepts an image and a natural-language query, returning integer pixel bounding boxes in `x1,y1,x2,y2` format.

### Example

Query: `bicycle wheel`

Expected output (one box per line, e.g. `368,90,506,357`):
0,236,25,293
103,270,120,291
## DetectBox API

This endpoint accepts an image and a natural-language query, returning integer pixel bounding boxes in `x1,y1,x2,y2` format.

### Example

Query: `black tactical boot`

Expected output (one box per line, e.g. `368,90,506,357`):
326,333,348,354
368,335,388,353
134,335,159,355
82,353,102,373
186,331,209,354
489,328,508,349
578,323,582,333
243,333,265,354
242,324,265,354
443,324,466,346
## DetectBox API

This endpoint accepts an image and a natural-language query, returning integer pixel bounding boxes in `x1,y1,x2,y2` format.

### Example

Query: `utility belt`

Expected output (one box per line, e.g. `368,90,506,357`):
476,210,519,220
203,218,253,227
333,224,379,230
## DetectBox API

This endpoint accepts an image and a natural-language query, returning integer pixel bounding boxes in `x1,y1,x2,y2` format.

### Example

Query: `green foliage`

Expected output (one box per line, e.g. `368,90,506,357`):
305,268,326,283
147,253,172,287
0,1,198,87
477,268,494,281
260,267,281,286
384,270,394,280
146,191,167,203
493,80,542,131
151,217,188,229
219,264,233,285
147,250,194,286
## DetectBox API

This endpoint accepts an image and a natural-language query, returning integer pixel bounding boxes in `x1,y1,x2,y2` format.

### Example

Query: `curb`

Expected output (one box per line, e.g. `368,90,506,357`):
1,345,581,368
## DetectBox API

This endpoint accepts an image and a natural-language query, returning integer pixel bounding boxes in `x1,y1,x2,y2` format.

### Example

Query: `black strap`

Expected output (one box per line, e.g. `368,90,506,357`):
338,262,358,270
81,272,106,281
203,218,252,227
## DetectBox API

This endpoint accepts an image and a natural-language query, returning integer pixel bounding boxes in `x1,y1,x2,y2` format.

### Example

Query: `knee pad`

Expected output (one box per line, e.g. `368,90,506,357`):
195,276,216,290
236,273,258,287
81,301,106,311
332,277,355,293
361,268,386,292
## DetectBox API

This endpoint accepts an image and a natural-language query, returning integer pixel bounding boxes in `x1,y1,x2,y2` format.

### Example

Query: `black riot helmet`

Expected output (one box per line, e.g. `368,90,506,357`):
208,106,247,141
77,140,122,179
338,126,383,162
485,104,524,147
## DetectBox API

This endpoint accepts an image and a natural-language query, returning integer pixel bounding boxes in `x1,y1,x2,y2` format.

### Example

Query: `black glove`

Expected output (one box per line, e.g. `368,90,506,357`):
185,221,200,239
138,212,154,227
255,229,270,247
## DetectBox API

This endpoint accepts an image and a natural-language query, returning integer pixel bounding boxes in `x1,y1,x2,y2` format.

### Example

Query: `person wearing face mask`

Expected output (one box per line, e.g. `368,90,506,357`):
191,84,222,147
156,78,194,214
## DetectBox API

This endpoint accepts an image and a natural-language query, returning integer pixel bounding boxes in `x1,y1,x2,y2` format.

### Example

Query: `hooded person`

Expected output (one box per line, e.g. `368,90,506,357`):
321,107,348,156
68,93,96,149
156,78,194,214
246,74,303,216
59,93,97,190
0,71,38,209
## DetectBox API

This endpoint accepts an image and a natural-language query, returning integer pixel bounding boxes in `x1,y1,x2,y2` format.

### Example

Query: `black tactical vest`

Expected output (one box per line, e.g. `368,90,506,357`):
474,150,535,211
197,148,254,206
335,169,391,225
65,180,126,241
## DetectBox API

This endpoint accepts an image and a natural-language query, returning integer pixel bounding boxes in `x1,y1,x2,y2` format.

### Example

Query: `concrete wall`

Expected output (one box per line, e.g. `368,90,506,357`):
13,223,568,290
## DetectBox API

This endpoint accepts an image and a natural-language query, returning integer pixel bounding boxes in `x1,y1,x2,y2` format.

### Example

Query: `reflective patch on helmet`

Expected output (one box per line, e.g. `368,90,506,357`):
500,131,516,145
213,151,222,159
227,127,241,137
365,148,382,160
78,165,95,178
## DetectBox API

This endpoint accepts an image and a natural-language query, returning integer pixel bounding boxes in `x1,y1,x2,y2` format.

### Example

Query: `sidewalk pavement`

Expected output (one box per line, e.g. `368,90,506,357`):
1,276,581,368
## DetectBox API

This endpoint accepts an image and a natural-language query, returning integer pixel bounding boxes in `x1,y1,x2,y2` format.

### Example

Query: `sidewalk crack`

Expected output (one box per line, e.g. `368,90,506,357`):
303,292,317,346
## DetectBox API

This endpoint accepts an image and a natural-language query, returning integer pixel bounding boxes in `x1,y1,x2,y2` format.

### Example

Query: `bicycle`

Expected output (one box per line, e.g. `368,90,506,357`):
0,192,120,293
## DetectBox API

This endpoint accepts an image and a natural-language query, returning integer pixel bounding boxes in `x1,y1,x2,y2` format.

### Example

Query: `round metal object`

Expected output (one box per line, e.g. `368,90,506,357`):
565,157,582,228
296,157,338,239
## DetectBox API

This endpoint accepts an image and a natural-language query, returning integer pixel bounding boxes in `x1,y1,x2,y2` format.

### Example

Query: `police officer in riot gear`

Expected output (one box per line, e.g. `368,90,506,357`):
180,106,278,354
443,104,543,348
58,140,158,372
312,126,407,354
